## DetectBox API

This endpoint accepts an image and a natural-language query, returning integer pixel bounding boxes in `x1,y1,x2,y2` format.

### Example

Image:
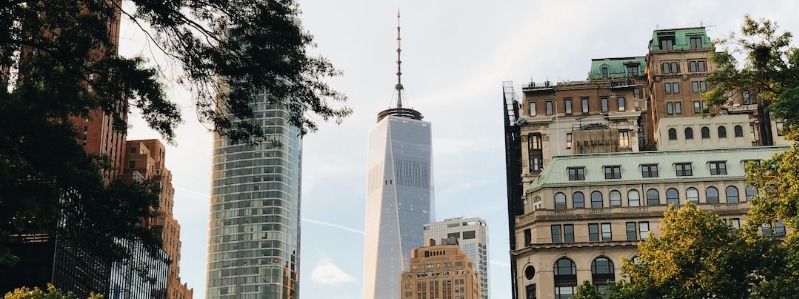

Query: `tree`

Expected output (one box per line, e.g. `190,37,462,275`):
705,15,799,140
0,0,349,269
612,204,759,299
3,284,102,299
571,281,603,299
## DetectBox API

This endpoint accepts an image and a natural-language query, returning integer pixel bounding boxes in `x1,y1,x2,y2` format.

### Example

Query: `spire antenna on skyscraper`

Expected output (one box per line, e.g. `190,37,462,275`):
395,9,404,108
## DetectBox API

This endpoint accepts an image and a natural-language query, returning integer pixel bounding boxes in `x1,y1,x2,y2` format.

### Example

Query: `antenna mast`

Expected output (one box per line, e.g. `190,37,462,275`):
395,9,404,108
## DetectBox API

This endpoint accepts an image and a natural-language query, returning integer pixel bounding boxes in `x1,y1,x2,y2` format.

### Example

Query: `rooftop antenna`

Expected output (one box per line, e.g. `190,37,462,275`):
395,9,404,108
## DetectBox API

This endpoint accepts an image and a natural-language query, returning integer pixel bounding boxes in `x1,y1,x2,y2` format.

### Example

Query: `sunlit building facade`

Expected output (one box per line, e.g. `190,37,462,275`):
423,217,489,299
206,97,302,299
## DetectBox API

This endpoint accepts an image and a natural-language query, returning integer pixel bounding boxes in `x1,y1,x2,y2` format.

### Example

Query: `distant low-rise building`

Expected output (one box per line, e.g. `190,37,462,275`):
401,239,481,299
424,218,489,299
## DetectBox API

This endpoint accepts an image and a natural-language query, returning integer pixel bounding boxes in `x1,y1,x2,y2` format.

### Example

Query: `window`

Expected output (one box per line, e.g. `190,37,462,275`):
639,222,650,240
776,122,784,136
661,62,679,74
718,126,727,138
529,133,542,149
706,187,719,204
686,187,699,203
525,284,536,299
601,223,612,241
641,164,659,178
563,224,574,243
554,258,577,299
566,133,573,149
775,221,787,237
626,222,637,241
609,190,622,207
528,133,543,172
701,127,710,138
545,101,553,116
665,83,671,94
591,191,603,208
666,102,673,114
726,186,740,203
554,192,567,210
627,65,639,76
694,101,702,113
129,147,137,154
734,125,744,137
531,157,542,172
573,192,585,209
676,163,693,176
564,99,573,115
688,60,707,72
604,166,621,179
581,97,589,114
529,102,537,116
128,160,136,169
730,218,741,229
660,37,675,50
742,90,751,104
646,189,660,206
692,81,707,93
666,188,680,205
690,36,703,49
600,97,609,113
674,101,682,114
619,131,630,148
745,186,758,201
628,189,640,207
589,224,599,241
685,127,694,139
523,229,532,246
601,66,609,79
709,161,727,175
551,225,562,243
591,257,615,292
672,82,680,94
668,128,677,140
634,88,641,99
617,97,626,112
568,167,585,181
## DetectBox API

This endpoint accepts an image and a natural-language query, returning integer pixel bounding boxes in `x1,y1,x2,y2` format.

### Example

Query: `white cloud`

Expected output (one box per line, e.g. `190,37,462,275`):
312,258,357,285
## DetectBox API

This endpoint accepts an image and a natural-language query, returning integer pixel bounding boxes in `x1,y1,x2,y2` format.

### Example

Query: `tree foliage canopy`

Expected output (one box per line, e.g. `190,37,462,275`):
0,0,348,269
3,284,102,299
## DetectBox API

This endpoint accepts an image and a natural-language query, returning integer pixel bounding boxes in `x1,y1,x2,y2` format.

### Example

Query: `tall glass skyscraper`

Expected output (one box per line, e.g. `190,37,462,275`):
362,13,435,299
206,96,302,299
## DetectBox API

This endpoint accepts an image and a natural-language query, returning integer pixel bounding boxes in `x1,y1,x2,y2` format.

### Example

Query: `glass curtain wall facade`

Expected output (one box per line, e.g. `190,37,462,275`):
363,113,434,299
206,97,302,299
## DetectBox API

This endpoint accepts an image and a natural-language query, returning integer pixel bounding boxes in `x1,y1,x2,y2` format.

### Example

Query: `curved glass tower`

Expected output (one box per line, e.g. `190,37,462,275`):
206,97,302,299
362,12,435,299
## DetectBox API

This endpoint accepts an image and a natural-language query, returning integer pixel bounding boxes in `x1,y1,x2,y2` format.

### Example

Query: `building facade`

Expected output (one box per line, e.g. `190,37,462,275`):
423,218,489,299
512,147,786,299
206,98,303,299
123,140,193,299
400,241,481,299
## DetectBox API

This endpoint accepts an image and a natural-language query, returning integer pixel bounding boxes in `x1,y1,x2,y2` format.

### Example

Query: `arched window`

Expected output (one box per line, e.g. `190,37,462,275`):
666,188,680,205
685,127,694,139
718,126,727,138
706,187,719,204
745,186,758,201
609,190,622,207
572,192,585,209
646,188,660,206
734,125,744,137
726,186,740,203
554,258,577,299
555,193,567,210
591,257,616,293
668,128,677,140
701,126,710,138
628,189,640,207
686,187,699,203
591,191,603,208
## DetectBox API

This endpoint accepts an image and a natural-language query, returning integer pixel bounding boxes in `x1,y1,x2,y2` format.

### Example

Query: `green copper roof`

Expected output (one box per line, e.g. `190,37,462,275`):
588,56,647,79
528,146,790,192
650,27,713,51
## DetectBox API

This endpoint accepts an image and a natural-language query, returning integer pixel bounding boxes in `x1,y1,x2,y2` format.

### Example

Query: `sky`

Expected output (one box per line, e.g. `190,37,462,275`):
120,1,799,298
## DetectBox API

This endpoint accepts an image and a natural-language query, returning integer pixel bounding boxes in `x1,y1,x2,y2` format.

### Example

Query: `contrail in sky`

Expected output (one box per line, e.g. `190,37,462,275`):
302,218,365,235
